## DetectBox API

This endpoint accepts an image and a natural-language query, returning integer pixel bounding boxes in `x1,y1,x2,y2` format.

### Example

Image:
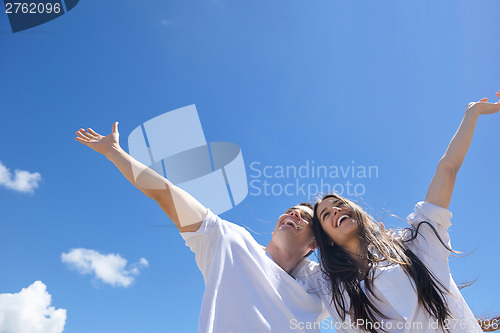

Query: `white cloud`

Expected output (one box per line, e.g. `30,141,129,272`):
61,248,149,288
0,161,42,194
0,281,66,333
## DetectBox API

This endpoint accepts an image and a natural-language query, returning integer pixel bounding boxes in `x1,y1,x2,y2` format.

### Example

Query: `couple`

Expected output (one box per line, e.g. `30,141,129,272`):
76,91,500,332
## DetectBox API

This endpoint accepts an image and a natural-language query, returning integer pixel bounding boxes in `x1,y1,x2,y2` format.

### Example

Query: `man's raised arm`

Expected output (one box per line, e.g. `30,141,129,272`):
76,122,206,232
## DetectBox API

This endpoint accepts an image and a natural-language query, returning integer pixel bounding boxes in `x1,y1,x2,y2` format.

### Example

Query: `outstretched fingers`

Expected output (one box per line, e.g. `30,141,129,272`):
75,136,90,146
78,129,94,140
87,128,101,137
76,130,90,141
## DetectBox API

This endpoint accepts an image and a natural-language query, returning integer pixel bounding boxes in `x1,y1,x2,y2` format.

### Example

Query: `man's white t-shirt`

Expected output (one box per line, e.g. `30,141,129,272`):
180,209,329,333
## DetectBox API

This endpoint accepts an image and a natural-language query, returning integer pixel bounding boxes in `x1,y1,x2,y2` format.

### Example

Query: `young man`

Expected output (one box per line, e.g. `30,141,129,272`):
75,122,333,333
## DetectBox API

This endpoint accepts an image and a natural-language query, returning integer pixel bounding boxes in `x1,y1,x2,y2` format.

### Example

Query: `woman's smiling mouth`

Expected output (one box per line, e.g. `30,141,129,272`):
336,215,351,228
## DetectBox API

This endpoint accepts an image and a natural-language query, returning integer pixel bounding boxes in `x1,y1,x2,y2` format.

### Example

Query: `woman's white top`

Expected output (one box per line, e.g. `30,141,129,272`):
297,201,482,332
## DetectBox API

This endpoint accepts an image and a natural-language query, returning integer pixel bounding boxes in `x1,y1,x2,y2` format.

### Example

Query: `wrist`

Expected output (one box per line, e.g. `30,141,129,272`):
104,144,124,159
465,104,481,119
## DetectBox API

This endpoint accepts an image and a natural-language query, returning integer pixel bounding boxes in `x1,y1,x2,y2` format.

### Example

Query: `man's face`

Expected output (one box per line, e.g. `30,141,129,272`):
272,205,316,255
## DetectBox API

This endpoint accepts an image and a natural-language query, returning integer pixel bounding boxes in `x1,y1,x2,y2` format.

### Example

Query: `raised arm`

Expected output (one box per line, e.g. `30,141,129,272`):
75,122,206,232
425,91,500,209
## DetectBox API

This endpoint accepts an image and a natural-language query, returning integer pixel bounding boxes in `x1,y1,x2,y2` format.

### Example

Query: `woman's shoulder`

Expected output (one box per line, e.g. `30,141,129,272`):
407,201,453,230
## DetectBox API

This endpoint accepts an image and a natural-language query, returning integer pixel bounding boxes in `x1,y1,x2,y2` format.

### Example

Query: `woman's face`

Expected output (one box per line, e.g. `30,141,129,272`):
315,197,359,247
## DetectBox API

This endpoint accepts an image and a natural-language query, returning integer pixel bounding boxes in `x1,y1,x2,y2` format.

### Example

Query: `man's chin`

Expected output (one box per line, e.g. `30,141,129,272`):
272,230,300,243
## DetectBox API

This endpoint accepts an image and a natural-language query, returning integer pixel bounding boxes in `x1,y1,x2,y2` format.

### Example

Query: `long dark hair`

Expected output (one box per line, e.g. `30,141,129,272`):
312,194,454,333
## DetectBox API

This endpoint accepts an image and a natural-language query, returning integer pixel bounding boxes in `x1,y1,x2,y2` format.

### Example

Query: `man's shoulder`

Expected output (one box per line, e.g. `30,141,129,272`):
290,258,322,279
197,209,249,232
180,209,255,247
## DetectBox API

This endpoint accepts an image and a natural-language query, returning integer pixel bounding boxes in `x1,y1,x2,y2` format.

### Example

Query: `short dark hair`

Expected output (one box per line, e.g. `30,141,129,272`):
298,202,313,210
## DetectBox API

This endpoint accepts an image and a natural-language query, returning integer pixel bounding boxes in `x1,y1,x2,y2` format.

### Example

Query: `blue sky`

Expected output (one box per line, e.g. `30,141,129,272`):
1,1,499,332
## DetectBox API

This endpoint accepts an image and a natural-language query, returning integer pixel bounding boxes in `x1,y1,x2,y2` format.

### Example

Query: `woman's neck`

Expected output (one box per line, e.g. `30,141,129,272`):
343,240,365,266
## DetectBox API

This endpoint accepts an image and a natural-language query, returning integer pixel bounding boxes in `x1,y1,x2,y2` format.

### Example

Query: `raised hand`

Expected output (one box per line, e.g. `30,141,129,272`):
466,90,500,115
75,122,121,156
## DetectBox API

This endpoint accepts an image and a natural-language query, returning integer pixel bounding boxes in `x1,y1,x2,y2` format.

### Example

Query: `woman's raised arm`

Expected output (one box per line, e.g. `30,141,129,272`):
425,91,500,209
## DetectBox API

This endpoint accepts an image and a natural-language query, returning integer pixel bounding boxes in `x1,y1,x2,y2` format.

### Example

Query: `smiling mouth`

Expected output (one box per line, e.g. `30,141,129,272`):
281,218,301,230
336,215,351,228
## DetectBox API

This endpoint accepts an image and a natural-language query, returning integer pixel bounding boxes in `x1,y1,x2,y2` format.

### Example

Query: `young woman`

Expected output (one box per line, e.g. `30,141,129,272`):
309,91,500,332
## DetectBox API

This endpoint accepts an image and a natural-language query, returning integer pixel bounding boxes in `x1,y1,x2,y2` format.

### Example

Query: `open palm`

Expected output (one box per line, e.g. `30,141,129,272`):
467,90,500,115
75,122,120,155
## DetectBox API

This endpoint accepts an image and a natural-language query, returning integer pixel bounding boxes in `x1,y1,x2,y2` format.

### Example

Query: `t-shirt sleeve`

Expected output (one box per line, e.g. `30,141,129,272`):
292,260,322,293
405,201,453,261
294,261,335,321
179,209,224,278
